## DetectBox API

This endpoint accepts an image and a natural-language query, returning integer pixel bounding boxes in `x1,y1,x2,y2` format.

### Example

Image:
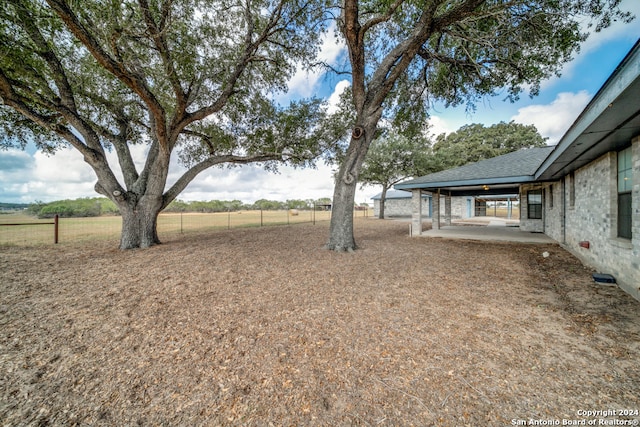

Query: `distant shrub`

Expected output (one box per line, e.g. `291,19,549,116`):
164,199,248,213
34,197,118,218
97,198,120,215
27,201,46,216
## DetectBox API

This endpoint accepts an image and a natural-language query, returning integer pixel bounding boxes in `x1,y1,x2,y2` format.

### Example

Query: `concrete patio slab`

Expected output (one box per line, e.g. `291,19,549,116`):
409,217,556,243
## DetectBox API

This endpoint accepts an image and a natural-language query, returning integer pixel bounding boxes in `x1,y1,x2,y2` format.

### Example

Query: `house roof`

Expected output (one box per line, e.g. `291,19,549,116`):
371,189,430,200
395,146,554,196
536,38,640,180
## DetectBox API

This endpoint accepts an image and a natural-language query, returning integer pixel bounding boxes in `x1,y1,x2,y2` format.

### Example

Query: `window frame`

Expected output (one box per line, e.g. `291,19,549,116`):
617,146,632,239
527,189,543,220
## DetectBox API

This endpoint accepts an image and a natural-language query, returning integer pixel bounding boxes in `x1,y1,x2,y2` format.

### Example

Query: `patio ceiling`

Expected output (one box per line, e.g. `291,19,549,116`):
412,183,520,197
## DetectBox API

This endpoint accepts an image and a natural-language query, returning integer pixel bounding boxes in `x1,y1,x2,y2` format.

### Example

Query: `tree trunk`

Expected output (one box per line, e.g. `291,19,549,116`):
327,170,358,251
118,197,163,249
327,120,378,251
378,186,388,219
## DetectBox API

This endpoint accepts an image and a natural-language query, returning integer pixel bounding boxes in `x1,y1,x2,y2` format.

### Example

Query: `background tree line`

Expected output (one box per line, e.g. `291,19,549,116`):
25,197,339,218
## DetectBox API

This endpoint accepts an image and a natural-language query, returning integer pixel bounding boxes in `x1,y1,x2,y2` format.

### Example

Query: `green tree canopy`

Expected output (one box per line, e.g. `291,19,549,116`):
252,199,285,210
432,121,548,169
28,197,118,218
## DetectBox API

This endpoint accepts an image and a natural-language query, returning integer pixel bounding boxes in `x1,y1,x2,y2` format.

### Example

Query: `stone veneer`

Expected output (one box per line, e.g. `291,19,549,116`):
373,194,472,219
374,195,431,218
537,137,639,301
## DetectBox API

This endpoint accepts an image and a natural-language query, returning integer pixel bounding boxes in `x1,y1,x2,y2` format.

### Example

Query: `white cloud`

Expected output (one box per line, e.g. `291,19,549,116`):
0,149,37,203
510,91,592,144
579,0,640,53
33,148,94,183
0,141,343,204
0,149,33,175
0,144,157,203
177,162,338,204
326,80,350,114
0,147,98,203
540,0,640,90
426,115,457,138
29,148,97,201
286,24,346,98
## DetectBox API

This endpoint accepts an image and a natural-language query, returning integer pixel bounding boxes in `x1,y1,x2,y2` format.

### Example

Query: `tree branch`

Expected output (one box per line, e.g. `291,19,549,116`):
175,0,289,133
1,70,83,153
360,0,406,35
341,0,366,111
366,0,494,112
46,0,170,152
137,0,187,113
431,0,487,31
14,2,77,112
112,120,140,189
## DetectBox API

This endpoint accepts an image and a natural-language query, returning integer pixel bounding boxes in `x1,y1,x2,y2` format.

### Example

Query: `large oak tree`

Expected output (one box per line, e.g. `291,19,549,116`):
432,121,547,168
0,0,331,249
327,0,633,251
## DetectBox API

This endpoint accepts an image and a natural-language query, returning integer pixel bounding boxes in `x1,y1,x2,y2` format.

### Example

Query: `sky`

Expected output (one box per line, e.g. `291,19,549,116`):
1,2,640,206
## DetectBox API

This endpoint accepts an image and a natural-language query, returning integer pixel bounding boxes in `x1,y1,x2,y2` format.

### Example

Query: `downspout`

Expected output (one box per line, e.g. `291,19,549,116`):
541,187,547,234
562,178,567,244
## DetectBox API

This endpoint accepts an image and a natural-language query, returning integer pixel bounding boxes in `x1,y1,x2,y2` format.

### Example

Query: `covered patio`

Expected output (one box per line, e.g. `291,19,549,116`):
395,146,554,237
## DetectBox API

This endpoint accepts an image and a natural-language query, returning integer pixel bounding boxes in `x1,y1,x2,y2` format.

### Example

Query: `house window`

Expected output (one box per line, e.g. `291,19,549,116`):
618,146,632,239
549,185,554,208
527,189,542,219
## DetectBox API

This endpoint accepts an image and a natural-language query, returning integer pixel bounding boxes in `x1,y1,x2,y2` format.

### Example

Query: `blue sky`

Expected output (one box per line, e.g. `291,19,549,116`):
1,1,639,206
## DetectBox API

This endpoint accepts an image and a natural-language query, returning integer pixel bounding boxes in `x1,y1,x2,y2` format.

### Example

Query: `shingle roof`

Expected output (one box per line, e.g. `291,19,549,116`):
396,146,554,190
371,190,430,200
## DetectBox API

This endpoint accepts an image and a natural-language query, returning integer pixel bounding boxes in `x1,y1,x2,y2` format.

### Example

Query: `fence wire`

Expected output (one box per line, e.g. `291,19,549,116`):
0,209,371,246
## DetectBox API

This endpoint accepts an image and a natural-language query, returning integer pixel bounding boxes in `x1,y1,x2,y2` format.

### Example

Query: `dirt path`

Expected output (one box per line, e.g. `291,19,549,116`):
1,219,639,426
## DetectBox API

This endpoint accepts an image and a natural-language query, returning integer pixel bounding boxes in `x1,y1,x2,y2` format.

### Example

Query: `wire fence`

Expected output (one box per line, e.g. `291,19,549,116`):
0,208,372,246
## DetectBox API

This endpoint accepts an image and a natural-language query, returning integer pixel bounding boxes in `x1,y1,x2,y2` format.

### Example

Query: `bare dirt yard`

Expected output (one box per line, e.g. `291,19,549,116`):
1,219,639,426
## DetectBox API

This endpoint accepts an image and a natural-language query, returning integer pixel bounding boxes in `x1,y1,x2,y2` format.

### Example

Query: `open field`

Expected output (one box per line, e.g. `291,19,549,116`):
0,209,339,246
479,206,520,218
1,219,639,425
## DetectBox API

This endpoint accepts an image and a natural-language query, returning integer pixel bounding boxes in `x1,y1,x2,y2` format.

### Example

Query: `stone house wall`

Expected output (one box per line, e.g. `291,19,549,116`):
373,195,473,219
374,197,430,218
543,180,564,240
542,137,640,301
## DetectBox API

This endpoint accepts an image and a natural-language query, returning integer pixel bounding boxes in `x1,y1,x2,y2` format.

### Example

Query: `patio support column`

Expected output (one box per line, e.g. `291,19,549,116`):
444,194,452,226
411,190,423,236
432,190,441,230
